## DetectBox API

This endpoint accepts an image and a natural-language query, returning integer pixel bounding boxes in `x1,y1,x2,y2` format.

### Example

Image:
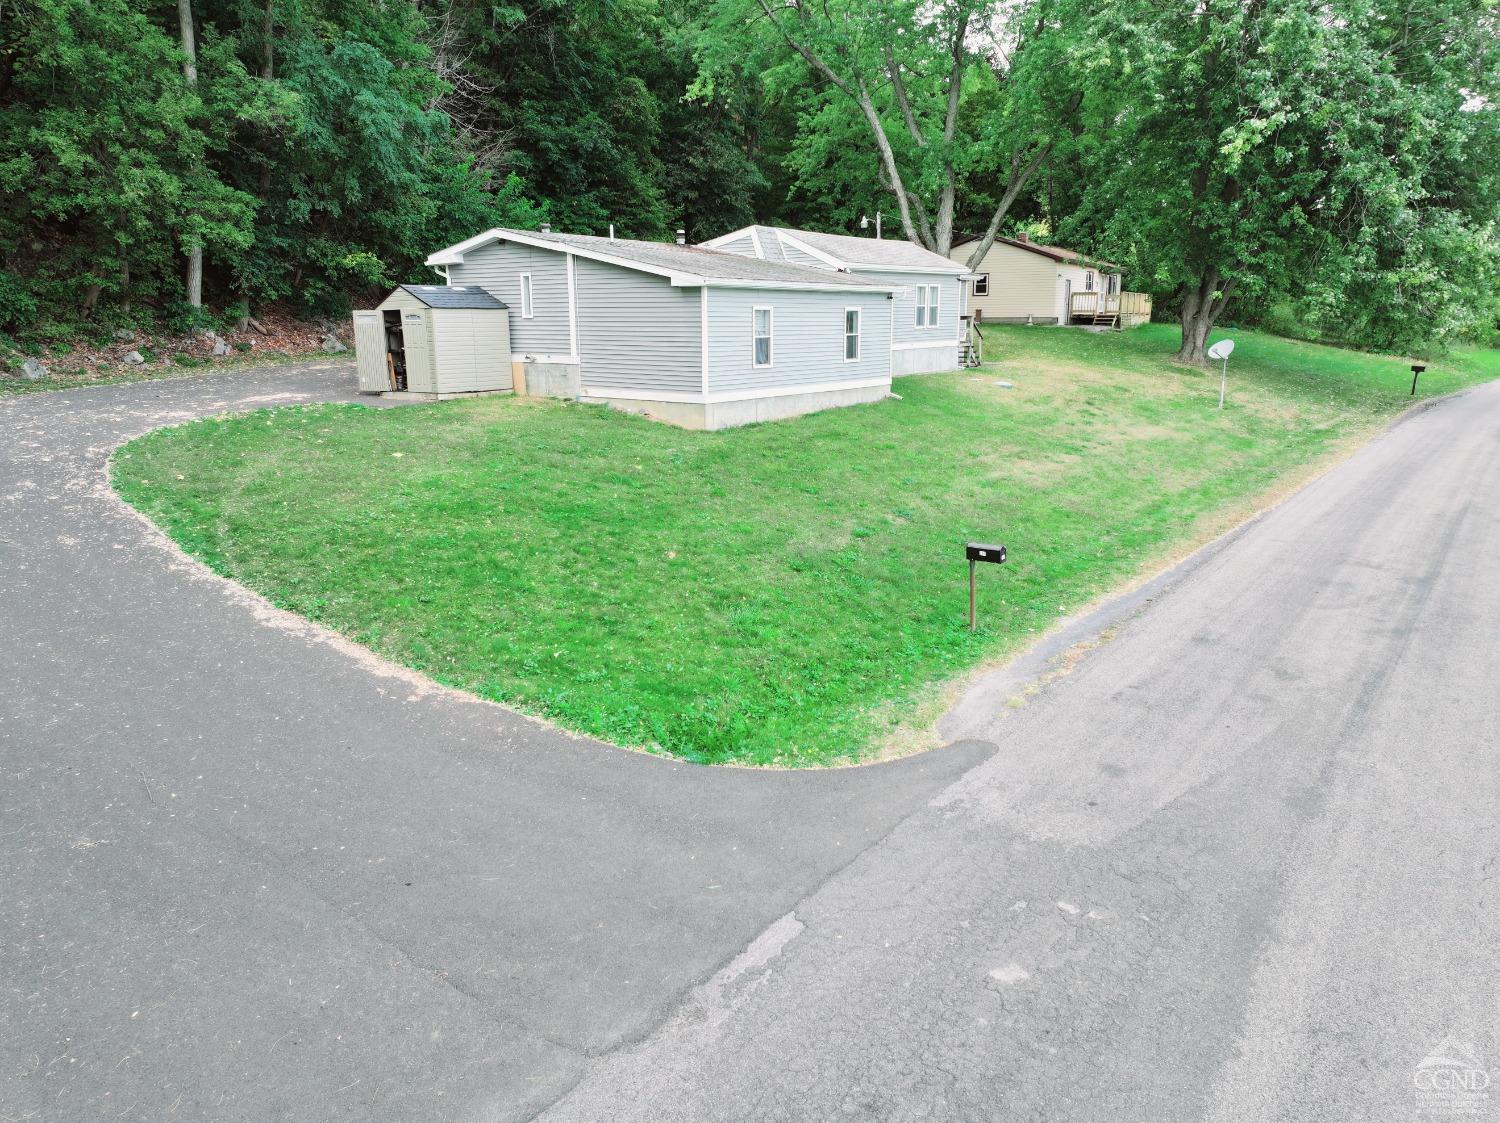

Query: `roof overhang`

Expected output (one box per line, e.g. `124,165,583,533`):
847,262,969,276
427,227,901,293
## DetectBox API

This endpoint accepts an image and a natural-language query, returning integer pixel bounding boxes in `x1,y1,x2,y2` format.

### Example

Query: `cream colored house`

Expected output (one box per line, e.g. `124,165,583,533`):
949,233,1132,325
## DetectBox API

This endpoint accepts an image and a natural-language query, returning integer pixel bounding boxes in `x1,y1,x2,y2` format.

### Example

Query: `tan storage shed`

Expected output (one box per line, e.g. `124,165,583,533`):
352,284,512,397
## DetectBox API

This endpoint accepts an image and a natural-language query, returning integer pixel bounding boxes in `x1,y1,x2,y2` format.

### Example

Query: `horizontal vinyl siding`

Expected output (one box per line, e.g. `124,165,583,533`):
953,242,1058,322
854,269,963,344
707,288,891,395
575,257,703,395
780,242,829,269
716,233,757,257
446,240,571,354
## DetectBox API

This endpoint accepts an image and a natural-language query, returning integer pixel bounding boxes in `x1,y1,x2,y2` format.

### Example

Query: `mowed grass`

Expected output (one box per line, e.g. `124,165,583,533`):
114,323,1500,765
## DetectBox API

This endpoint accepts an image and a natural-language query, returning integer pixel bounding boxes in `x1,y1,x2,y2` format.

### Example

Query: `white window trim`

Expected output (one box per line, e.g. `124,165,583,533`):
844,307,861,362
752,306,773,368
520,273,535,319
973,274,990,296
915,284,941,329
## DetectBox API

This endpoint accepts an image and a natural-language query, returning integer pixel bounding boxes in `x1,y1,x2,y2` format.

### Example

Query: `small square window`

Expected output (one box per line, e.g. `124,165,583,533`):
974,274,990,297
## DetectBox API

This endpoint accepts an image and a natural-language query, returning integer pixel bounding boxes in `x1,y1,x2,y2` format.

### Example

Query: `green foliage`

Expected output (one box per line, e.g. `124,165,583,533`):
112,325,1499,762
1065,0,1499,355
0,272,38,330
0,0,1492,356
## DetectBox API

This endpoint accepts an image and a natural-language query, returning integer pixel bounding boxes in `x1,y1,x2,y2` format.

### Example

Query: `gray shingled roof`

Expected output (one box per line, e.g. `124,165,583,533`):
747,226,965,272
951,234,1119,271
519,230,892,289
400,284,507,309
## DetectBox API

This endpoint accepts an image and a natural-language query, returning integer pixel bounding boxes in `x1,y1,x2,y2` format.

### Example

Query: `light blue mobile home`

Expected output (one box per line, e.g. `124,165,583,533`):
425,228,900,429
701,226,970,376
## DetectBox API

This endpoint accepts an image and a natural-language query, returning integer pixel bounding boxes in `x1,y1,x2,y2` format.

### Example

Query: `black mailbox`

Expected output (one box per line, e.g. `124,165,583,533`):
966,542,1007,564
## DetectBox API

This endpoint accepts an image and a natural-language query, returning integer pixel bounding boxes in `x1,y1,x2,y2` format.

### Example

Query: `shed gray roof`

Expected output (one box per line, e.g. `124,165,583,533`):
399,284,507,309
722,226,966,273
427,228,897,290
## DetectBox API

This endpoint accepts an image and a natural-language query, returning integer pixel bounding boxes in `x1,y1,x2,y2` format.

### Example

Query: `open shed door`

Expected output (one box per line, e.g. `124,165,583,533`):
352,311,390,392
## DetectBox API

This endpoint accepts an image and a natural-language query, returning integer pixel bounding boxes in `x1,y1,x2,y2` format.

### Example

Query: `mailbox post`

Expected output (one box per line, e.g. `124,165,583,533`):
1410,363,1426,396
966,542,1007,632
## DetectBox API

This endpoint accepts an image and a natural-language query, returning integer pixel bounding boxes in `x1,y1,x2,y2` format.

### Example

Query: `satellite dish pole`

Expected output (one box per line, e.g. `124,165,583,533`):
1207,338,1235,409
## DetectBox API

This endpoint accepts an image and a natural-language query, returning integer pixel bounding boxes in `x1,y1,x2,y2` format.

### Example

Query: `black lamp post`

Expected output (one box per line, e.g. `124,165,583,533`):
1410,363,1426,396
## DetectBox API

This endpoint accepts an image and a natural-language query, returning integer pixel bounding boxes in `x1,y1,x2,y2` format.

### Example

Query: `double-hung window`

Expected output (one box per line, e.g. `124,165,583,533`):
973,274,990,297
752,307,773,367
912,284,936,328
916,284,941,328
520,273,535,318
844,309,861,361
1084,271,1095,292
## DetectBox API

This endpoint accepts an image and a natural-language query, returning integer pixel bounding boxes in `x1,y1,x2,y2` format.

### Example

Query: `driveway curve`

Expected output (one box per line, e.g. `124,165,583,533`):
0,361,989,1121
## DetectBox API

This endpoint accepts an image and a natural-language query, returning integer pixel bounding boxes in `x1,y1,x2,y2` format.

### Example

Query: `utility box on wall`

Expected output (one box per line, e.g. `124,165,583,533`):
352,285,512,398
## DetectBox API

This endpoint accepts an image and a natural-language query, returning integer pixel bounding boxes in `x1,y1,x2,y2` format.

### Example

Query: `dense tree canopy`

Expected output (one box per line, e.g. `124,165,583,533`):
0,0,1494,354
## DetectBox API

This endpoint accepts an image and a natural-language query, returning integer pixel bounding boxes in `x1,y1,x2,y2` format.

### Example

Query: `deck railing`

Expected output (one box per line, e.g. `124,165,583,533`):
1069,290,1152,327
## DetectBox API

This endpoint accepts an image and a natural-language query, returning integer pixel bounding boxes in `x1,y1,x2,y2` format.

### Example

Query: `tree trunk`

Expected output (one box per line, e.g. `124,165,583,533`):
185,248,203,308
177,0,203,308
82,283,102,317
261,0,274,79
1174,268,1235,364
120,257,131,314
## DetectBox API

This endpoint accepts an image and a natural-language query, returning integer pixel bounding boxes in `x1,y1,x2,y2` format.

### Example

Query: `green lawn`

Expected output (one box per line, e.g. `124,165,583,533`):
113,323,1499,765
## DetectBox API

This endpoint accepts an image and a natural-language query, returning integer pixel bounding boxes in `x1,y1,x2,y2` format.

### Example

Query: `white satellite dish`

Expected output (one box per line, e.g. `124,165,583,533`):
1207,338,1235,408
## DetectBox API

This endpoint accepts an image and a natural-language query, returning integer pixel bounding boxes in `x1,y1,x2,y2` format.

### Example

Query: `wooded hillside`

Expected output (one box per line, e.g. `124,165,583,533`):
1,0,1495,356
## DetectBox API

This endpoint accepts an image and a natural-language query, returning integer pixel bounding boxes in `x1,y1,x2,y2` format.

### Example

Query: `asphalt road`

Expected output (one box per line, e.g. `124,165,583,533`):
539,382,1500,1121
0,363,986,1121
4,365,1496,1122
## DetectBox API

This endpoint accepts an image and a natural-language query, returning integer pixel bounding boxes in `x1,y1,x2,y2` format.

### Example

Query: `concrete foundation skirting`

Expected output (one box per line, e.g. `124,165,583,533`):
892,343,964,376
583,382,891,431
522,362,583,399
977,316,1060,326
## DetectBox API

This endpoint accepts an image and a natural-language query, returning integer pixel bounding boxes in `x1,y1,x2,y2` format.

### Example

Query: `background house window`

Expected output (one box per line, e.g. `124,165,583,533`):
1107,273,1120,295
916,284,940,327
520,273,534,318
753,307,773,366
973,274,990,296
1084,271,1095,292
844,308,861,361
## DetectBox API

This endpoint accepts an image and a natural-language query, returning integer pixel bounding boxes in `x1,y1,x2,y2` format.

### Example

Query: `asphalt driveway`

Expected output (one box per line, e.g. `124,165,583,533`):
0,362,987,1121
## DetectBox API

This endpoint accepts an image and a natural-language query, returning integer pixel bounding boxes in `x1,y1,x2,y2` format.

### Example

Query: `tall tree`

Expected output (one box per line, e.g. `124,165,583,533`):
704,0,1083,266
177,0,203,307
1087,0,1499,363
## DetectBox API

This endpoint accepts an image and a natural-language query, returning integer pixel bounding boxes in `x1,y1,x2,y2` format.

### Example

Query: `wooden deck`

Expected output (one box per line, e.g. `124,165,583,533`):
1068,290,1152,329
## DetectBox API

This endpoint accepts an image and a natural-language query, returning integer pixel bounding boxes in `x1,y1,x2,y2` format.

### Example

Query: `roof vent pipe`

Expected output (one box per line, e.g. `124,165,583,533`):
676,229,686,245
540,222,552,234
608,224,615,240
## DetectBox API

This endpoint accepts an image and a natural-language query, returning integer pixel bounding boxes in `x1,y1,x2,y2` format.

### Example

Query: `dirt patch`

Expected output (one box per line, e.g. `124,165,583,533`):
2,304,347,391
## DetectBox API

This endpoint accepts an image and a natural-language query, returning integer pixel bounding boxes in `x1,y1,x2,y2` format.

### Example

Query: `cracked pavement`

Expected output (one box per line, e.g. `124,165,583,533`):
4,364,1497,1121
538,382,1500,1121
